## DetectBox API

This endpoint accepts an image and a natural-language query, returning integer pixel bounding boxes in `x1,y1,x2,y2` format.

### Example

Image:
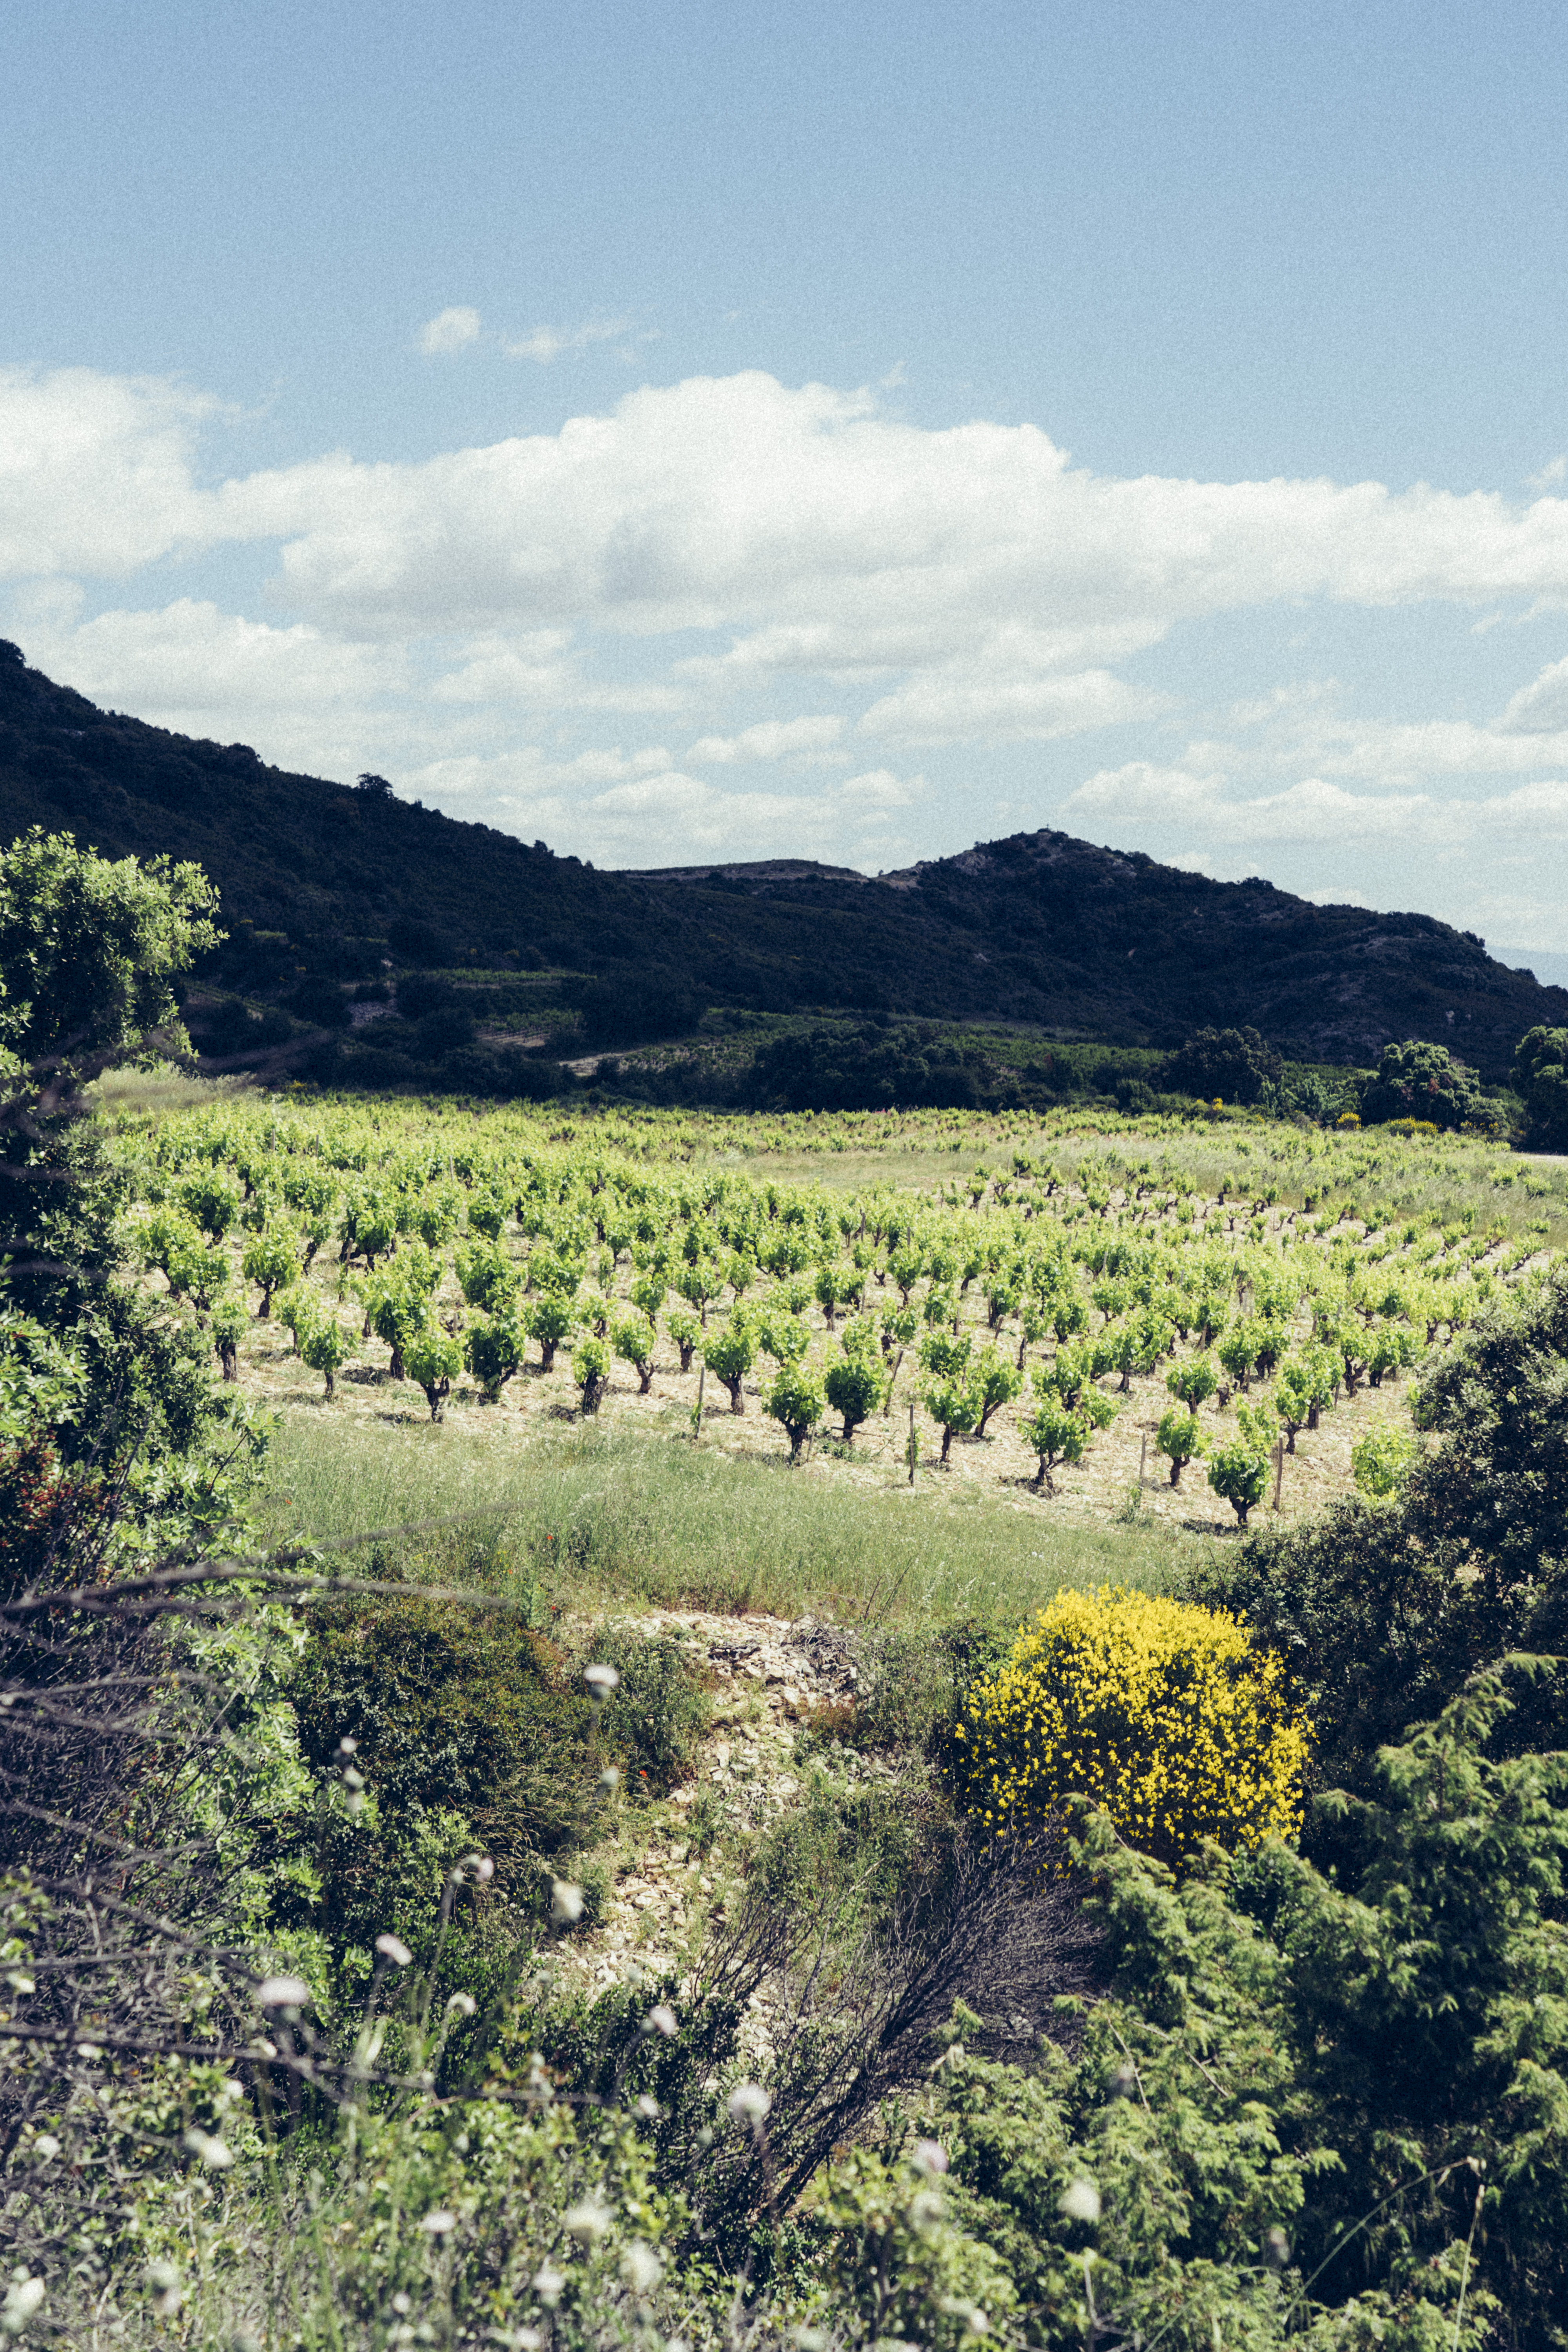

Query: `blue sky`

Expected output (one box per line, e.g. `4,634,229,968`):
5,0,1568,961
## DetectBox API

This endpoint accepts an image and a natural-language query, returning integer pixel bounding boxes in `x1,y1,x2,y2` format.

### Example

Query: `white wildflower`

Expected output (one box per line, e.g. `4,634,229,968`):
183,2128,234,2169
550,1880,584,1926
583,1663,620,1695
1059,2177,1101,2223
255,1975,310,2008
564,2199,612,2243
726,2082,771,2128
621,2241,663,2295
375,1934,412,1967
646,2003,678,2038
420,2209,456,2234
1,2276,45,2334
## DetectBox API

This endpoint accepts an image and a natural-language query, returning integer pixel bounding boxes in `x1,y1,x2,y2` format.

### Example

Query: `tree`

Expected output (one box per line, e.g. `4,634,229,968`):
356,771,394,797
403,1323,461,1421
1206,1408,1274,1527
572,1334,611,1415
702,1320,755,1414
823,1350,884,1443
1514,1024,1568,1151
766,1361,823,1462
969,1345,1022,1434
463,1313,524,1402
1166,1354,1217,1412
241,1221,301,1318
1164,1025,1281,1104
1272,1347,1336,1451
1155,1405,1207,1488
612,1312,658,1394
921,1373,980,1465
1021,1399,1086,1493
667,1304,700,1374
301,1312,351,1398
525,1292,575,1372
1361,1038,1484,1131
0,830,232,1520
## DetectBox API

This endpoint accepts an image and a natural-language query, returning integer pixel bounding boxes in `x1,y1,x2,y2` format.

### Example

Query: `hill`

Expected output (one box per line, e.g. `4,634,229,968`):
3,636,1563,1087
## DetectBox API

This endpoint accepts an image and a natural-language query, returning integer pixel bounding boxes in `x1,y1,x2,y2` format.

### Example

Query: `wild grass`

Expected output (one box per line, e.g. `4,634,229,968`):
257,1414,1187,1629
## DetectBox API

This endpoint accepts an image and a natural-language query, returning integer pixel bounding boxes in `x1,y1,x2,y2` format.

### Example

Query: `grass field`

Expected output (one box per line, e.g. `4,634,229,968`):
258,1410,1188,1628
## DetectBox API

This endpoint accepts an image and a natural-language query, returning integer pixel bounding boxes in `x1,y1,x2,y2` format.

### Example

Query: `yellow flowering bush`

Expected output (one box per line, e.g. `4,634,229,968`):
951,1585,1310,1869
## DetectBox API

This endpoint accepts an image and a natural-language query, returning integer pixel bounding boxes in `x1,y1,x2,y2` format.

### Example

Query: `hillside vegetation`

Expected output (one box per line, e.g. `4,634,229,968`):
8,793,1568,2348
4,637,1564,1090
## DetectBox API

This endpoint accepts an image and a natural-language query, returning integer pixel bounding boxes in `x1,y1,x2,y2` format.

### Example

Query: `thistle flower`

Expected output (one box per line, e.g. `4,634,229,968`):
550,1878,584,1925
583,1662,620,1699
645,2003,678,2038
183,2127,234,2169
374,1933,412,1966
420,2210,456,2234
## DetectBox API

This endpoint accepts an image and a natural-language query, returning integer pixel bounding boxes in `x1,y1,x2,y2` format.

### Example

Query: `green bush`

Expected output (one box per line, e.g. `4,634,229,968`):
575,1619,709,1797
950,1584,1310,1869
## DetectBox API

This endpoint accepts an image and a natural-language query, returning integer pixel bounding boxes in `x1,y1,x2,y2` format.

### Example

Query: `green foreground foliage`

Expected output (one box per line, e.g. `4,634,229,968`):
4,833,1568,2348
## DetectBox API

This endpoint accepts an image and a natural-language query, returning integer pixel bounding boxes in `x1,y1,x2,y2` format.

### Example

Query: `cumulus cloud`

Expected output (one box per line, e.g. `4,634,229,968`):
0,367,219,577
1497,652,1568,736
687,715,846,763
8,359,1568,913
1066,760,1568,851
418,306,483,356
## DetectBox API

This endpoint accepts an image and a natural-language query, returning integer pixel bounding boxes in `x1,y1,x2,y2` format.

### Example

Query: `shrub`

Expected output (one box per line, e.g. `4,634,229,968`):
1207,1406,1274,1526
1352,1420,1419,1499
572,1334,611,1414
611,1310,658,1393
286,1595,610,1945
701,1317,754,1412
404,1323,462,1421
766,1360,824,1460
575,1620,709,1796
823,1348,885,1441
951,1586,1310,1870
463,1311,525,1402
1154,1403,1206,1486
1020,1397,1086,1492
300,1310,350,1397
524,1290,576,1370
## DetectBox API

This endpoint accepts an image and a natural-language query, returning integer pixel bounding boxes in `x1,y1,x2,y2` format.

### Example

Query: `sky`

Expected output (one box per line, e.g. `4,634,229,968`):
5,1,1568,963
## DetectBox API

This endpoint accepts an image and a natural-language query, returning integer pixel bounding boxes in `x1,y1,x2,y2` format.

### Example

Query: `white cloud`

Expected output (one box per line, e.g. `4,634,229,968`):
9,360,1568,904
418,306,483,356
1528,456,1568,492
1066,760,1568,851
503,317,650,363
687,715,846,763
1497,651,1568,735
0,367,218,577
21,597,399,711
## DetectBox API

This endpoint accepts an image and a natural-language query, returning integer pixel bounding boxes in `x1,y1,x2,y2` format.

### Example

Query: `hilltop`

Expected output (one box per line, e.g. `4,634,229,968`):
2,636,1562,1082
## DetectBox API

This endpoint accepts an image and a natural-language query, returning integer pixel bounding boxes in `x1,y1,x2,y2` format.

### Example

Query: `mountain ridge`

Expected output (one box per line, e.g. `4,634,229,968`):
2,636,1562,1080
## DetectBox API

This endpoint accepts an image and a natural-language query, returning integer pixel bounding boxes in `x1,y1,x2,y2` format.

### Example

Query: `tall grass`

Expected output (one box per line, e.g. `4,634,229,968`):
258,1415,1186,1628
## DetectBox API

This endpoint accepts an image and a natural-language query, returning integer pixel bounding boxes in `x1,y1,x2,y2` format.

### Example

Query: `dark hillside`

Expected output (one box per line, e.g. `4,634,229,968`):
2,637,1562,1078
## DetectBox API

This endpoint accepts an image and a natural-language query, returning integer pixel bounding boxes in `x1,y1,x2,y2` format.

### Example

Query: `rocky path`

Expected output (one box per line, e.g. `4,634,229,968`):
561,1609,867,2000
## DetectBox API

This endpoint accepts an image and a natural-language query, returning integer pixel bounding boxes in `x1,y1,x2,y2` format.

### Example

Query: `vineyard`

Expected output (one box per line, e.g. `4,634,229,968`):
11,822,1568,2347
113,1080,1568,1552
